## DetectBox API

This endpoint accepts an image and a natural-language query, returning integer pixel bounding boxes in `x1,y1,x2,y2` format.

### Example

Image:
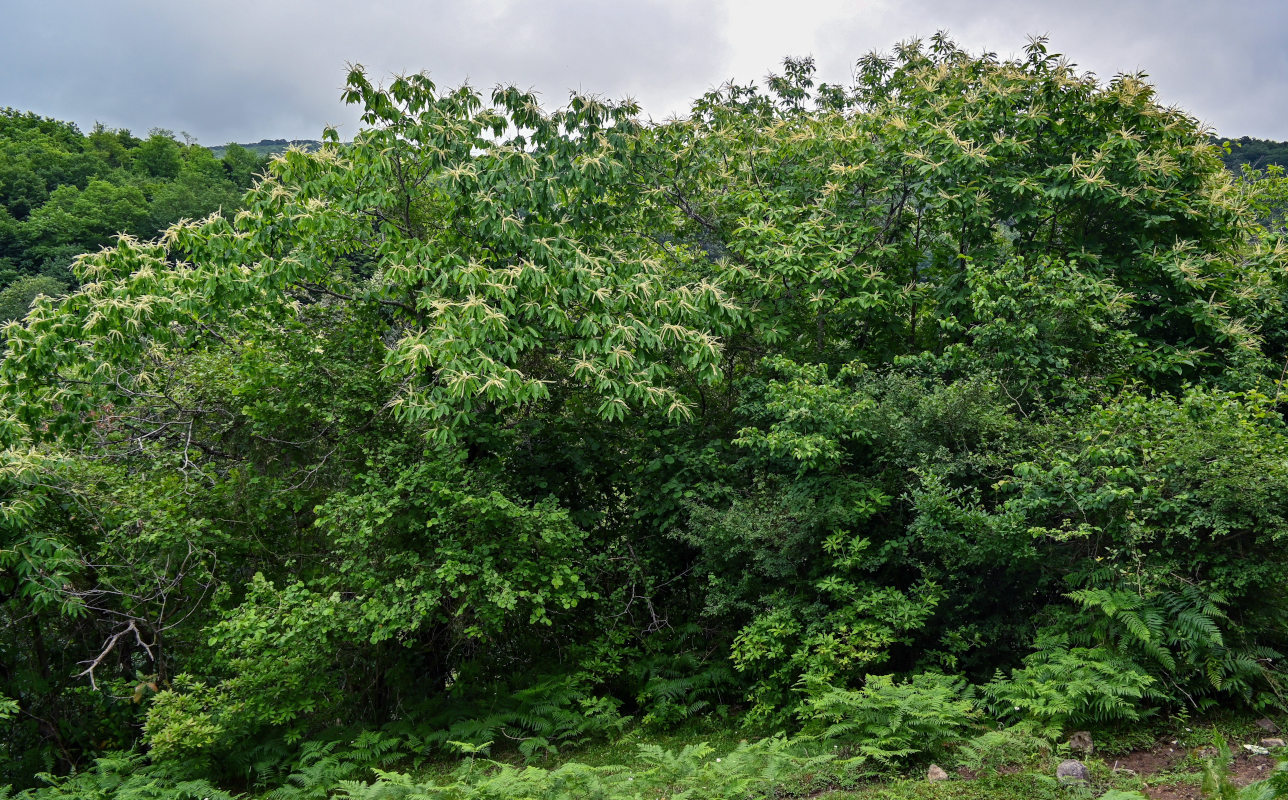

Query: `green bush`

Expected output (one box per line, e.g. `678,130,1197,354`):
983,641,1159,734
800,673,978,767
0,274,64,322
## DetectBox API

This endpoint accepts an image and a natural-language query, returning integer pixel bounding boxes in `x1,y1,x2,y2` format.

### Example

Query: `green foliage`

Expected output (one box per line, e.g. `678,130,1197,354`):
1063,582,1279,709
729,583,940,723
6,32,1288,796
1201,730,1241,800
1198,730,1288,800
955,725,1054,774
1237,163,1288,235
20,180,149,266
333,736,822,800
16,752,236,800
134,132,182,180
1220,136,1288,172
262,737,388,800
0,692,18,721
217,143,270,188
629,642,736,729
1259,753,1288,800
16,734,823,800
416,674,630,760
0,275,66,322
800,673,979,767
984,641,1159,733
644,36,1264,387
0,108,259,292
313,457,594,638
992,387,1288,707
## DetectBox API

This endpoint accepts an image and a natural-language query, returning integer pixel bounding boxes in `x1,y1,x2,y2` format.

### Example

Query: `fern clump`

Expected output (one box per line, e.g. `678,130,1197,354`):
799,673,978,768
984,639,1159,735
334,736,826,800
415,674,630,761
15,752,236,800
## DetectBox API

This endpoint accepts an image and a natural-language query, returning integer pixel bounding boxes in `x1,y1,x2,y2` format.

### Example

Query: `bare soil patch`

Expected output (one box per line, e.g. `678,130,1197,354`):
1107,740,1278,800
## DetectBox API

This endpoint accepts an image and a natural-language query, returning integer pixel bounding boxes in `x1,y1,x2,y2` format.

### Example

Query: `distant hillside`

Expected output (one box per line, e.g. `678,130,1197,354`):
0,108,266,305
207,138,323,158
1216,136,1288,172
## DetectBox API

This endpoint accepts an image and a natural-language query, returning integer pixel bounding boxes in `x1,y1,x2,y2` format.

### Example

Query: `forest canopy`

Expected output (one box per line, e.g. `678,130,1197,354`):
0,111,267,321
3,34,1288,797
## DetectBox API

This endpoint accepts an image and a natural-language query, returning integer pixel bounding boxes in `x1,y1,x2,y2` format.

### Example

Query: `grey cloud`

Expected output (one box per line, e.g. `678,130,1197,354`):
2,0,727,143
816,0,1288,138
2,0,1285,143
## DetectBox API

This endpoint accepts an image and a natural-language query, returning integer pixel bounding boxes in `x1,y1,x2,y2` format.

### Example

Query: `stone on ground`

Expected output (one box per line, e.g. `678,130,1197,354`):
1057,759,1091,784
1069,730,1094,755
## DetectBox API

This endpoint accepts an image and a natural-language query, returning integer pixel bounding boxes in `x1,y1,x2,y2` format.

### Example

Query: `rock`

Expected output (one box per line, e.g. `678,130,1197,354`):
1069,730,1094,755
1243,744,1270,756
1057,759,1091,784
927,764,949,782
1262,738,1286,748
1255,718,1281,734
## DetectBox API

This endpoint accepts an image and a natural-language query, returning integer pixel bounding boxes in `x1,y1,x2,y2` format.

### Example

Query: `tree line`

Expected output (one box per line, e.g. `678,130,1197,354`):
0,110,267,322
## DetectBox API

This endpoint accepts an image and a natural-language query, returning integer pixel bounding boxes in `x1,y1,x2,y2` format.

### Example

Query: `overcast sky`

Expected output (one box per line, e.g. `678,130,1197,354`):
3,0,1286,145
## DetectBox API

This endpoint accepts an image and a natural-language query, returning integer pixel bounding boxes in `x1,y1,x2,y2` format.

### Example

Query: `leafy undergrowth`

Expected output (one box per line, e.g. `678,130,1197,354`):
13,712,1287,800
